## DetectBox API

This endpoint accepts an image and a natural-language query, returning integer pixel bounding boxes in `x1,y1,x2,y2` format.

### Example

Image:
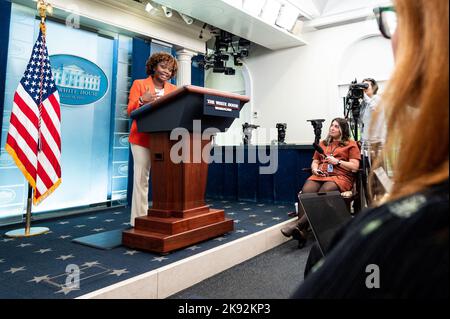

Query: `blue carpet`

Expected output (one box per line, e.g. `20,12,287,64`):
0,200,294,299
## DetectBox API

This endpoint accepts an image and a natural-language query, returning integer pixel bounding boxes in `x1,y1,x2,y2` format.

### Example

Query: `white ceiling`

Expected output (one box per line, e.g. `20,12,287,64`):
274,0,388,20
283,0,391,23
302,0,390,31
153,0,308,50
322,0,390,16
92,0,390,50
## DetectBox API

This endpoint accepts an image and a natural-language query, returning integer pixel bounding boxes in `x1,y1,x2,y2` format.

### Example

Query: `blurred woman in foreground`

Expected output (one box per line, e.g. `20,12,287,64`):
293,0,448,298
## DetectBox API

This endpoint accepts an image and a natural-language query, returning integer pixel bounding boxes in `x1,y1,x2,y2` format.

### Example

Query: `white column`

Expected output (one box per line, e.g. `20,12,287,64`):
176,48,197,86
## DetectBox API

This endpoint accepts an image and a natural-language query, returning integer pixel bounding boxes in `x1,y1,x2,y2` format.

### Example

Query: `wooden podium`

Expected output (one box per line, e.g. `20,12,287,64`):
122,85,250,253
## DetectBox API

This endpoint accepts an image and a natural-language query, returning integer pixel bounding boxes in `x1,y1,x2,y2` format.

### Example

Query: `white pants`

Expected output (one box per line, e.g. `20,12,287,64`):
130,144,151,226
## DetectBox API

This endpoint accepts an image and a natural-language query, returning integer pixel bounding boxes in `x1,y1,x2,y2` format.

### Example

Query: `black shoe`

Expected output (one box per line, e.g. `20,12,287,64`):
281,224,298,237
292,227,307,249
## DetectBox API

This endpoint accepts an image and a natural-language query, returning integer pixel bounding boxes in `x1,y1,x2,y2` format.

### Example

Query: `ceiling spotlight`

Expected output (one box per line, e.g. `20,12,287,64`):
179,12,194,25
213,60,225,69
233,54,243,66
199,23,207,39
224,67,235,75
162,5,172,18
240,49,249,57
238,38,251,47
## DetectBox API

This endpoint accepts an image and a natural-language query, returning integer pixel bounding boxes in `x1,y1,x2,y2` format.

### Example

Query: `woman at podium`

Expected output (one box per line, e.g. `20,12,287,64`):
127,52,178,226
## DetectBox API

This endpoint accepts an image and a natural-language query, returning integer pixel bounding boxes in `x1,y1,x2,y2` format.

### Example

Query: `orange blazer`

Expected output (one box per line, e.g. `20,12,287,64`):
127,76,177,148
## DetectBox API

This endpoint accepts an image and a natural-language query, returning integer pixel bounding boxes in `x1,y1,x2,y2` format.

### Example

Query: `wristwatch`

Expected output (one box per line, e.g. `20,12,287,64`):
337,160,342,166
138,96,144,105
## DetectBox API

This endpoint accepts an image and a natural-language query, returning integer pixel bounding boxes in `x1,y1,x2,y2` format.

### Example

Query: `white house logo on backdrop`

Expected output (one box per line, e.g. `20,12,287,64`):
49,55,108,105
0,189,16,205
53,65,100,91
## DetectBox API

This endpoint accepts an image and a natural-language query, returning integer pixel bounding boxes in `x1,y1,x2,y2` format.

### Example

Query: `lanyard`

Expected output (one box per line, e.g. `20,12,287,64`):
326,142,339,157
319,142,339,173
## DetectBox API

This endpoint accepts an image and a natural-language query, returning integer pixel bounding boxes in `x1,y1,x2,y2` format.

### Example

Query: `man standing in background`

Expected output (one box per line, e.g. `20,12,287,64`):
360,78,387,202
360,78,383,150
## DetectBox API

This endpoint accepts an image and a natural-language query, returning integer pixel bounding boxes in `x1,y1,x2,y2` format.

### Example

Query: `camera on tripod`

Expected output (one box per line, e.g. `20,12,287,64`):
242,122,259,145
343,79,369,142
347,79,369,102
276,123,287,144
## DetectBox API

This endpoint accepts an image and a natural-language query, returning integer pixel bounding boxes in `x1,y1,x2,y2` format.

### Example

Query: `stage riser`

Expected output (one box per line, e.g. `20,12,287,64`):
134,209,225,235
78,220,294,299
123,219,234,253
148,205,211,218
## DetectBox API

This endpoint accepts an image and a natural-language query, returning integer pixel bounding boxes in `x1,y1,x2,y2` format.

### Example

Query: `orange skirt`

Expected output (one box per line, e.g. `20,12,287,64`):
307,174,354,192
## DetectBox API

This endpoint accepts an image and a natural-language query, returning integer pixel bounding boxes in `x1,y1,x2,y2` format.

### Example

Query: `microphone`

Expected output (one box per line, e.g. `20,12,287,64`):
313,143,325,156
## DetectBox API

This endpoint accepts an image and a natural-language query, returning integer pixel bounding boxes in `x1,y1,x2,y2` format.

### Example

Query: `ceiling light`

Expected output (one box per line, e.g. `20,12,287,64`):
275,3,301,31
178,12,194,25
242,0,266,17
145,2,156,13
260,0,282,24
162,5,173,18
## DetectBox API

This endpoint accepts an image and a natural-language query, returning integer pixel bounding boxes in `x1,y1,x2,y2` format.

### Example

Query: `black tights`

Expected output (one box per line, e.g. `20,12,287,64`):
297,180,340,226
301,180,340,193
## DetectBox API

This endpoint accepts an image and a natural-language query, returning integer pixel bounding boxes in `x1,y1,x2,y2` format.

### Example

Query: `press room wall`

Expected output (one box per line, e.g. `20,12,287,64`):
205,62,253,146
244,18,395,145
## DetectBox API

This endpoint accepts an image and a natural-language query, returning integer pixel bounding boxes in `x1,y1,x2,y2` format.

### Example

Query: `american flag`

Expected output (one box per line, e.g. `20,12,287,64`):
5,27,61,205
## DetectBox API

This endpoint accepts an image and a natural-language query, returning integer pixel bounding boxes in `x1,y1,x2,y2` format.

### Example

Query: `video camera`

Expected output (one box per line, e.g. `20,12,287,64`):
344,79,369,141
203,29,251,76
242,122,259,145
348,80,369,100
276,123,287,144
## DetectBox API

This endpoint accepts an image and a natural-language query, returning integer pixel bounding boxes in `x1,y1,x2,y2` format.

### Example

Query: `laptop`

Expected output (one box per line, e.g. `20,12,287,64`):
298,191,353,256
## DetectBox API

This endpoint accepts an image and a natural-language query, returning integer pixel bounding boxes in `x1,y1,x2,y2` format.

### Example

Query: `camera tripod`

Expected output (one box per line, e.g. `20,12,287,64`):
343,97,370,211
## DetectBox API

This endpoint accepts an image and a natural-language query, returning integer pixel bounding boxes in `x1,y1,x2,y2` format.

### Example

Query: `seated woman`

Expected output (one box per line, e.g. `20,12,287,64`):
281,118,361,247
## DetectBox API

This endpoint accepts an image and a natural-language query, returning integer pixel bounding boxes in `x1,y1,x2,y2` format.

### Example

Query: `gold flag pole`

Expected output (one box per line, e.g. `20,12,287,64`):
5,0,53,238
5,185,49,237
37,0,53,33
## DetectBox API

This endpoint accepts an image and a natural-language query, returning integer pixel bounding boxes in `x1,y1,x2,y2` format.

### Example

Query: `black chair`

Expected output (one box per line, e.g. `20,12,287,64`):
296,168,363,215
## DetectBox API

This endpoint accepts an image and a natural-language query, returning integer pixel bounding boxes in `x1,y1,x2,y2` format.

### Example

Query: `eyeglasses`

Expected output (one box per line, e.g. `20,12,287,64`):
374,6,397,39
